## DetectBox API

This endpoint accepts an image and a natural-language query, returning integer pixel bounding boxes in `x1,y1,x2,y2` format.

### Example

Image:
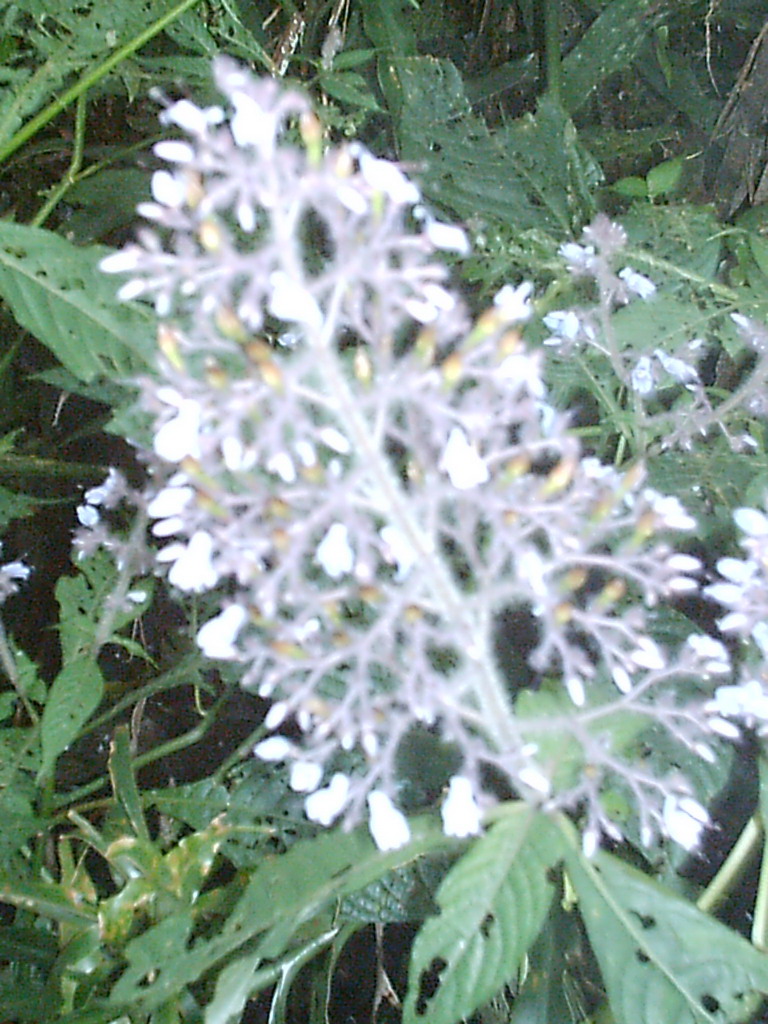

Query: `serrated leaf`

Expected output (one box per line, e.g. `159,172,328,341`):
110,816,456,1012
403,806,564,1024
0,222,153,382
38,656,103,782
564,840,768,1024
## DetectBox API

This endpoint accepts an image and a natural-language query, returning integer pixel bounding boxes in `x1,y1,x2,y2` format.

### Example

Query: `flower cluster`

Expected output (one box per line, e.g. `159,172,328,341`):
704,502,768,736
95,59,734,853
543,217,768,454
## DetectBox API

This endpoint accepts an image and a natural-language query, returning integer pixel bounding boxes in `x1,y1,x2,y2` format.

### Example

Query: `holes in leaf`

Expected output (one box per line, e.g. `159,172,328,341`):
701,994,720,1014
635,949,650,964
631,911,656,930
415,956,447,1016
480,913,495,938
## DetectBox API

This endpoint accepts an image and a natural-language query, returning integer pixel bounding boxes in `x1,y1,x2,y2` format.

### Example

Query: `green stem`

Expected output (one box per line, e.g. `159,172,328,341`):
0,0,204,167
697,814,762,915
32,93,87,228
543,0,562,104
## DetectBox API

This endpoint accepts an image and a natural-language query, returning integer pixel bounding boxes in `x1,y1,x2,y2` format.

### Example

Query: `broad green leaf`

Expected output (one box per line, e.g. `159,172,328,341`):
564,838,768,1024
109,816,457,1012
402,806,564,1024
392,59,599,234
38,655,103,782
0,221,153,382
560,0,676,114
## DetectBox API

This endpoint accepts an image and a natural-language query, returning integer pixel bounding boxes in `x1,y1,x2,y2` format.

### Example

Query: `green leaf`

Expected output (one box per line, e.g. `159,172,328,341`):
0,222,154,382
560,0,674,114
402,806,564,1024
109,816,457,1012
38,656,103,782
564,836,768,1024
646,156,683,199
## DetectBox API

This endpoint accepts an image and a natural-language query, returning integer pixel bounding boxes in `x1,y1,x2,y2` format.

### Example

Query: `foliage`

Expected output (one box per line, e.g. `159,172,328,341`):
2,3,768,1024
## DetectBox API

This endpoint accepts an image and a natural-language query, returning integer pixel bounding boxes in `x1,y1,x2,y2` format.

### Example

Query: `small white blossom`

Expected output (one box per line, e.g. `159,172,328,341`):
151,170,187,208
518,764,551,795
631,356,655,395
494,282,533,323
734,507,768,537
619,267,656,300
266,451,296,482
543,309,581,345
357,149,419,204
441,776,482,837
706,679,768,723
197,604,248,659
439,428,489,490
268,272,323,332
159,530,219,592
380,525,418,580
153,140,196,163
290,761,324,793
629,637,665,671
160,98,224,134
318,426,351,454
154,396,203,462
147,484,194,520
305,773,350,826
654,348,698,386
221,436,256,471
424,219,470,254
254,736,294,761
559,241,596,273
77,504,100,528
367,790,411,850
316,523,354,578
662,794,708,851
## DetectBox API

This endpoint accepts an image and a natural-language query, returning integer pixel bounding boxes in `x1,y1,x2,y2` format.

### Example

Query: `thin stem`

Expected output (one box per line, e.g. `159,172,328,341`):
32,92,87,228
697,814,761,914
0,0,205,166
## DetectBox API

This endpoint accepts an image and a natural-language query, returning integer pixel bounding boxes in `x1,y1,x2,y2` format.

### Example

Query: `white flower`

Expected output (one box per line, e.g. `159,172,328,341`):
619,267,656,300
318,426,351,454
290,761,324,793
565,676,586,706
230,91,271,149
404,284,456,324
494,282,533,323
83,467,122,506
612,665,633,694
268,272,323,332
439,427,489,490
154,396,203,462
254,736,294,761
643,490,696,530
99,248,143,275
316,523,354,578
160,98,224,134
266,451,296,482
686,634,730,674
424,219,470,254
197,604,247,659
559,241,596,272
380,525,418,580
159,530,219,592
734,507,768,537
367,791,411,850
706,679,768,722
629,637,665,671
654,349,698,386
631,356,655,395
153,140,196,163
357,149,420,204
151,170,187,208
305,773,350,826
441,776,482,838
147,484,194,520
77,504,100,528
518,764,551,795
542,309,581,344
221,436,256,471
662,794,708,850
1,560,29,582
